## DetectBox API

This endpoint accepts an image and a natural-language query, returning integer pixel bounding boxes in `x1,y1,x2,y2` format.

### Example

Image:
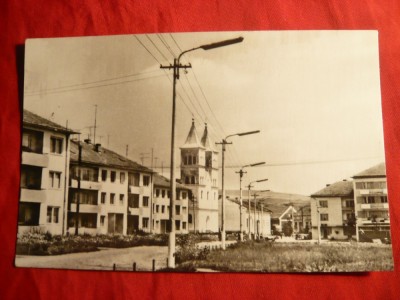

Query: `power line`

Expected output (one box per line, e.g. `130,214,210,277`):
25,73,166,96
25,69,162,95
158,34,176,57
146,34,169,62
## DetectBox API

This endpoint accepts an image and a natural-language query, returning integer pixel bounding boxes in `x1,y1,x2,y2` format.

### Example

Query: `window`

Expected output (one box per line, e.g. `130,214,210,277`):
193,156,197,165
175,205,180,215
319,200,328,208
182,192,187,200
155,189,160,197
143,176,150,186
128,194,139,208
161,205,165,213
49,171,61,189
71,190,98,205
120,172,125,184
80,213,97,228
101,170,107,181
156,205,160,213
110,171,116,182
343,200,354,208
182,222,187,230
175,220,180,231
162,190,166,198
168,191,171,199
139,196,148,207
110,193,115,205
119,194,124,205
381,196,388,203
100,215,105,226
21,165,42,189
142,217,149,229
101,192,106,204
71,166,98,182
356,181,387,189
128,173,140,186
366,196,375,204
50,137,63,154
46,206,59,223
191,176,195,184
22,129,43,153
188,214,193,224
320,214,329,221
18,202,40,225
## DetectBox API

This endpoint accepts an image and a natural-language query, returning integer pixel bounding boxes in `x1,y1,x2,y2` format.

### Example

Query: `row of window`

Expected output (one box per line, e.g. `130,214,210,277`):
152,204,187,215
100,192,126,205
355,181,386,190
154,189,187,200
20,167,62,190
361,196,388,204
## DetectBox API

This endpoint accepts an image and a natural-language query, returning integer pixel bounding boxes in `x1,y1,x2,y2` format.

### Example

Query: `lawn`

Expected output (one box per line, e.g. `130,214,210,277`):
176,240,394,272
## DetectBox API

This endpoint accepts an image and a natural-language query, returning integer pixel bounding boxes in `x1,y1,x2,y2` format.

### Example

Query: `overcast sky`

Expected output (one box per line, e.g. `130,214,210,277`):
24,31,385,195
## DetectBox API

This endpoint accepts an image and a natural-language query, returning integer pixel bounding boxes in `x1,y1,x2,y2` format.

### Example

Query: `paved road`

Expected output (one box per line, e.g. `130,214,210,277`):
15,246,168,271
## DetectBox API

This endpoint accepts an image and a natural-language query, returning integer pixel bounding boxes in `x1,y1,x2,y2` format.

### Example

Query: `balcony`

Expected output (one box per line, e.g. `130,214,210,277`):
70,203,100,213
20,188,47,203
360,203,389,210
70,179,101,190
22,152,49,168
359,189,387,196
128,207,140,215
357,217,390,225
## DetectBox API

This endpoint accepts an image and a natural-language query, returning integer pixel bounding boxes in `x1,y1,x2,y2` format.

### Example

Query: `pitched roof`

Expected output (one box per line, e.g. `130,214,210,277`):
23,109,77,134
153,173,191,191
181,119,203,149
70,140,152,173
311,180,353,198
200,123,217,152
352,162,386,178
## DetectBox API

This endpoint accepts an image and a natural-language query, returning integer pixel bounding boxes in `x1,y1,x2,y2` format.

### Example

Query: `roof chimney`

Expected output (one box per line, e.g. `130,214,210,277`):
343,179,347,181
84,138,91,144
95,143,102,152
326,184,331,187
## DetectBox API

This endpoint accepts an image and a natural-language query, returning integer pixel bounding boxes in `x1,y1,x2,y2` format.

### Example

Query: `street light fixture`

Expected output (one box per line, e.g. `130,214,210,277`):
236,162,265,241
246,179,268,239
217,130,260,250
161,36,244,269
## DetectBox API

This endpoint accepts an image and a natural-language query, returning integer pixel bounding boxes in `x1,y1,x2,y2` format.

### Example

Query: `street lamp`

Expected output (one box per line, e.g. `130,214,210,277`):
246,179,268,239
216,130,260,250
161,36,244,269
236,162,265,241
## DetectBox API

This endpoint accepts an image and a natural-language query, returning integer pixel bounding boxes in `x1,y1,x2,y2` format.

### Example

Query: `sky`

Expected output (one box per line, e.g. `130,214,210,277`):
23,31,385,195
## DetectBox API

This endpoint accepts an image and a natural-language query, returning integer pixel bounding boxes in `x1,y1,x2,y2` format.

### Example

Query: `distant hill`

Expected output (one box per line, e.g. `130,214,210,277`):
224,190,311,218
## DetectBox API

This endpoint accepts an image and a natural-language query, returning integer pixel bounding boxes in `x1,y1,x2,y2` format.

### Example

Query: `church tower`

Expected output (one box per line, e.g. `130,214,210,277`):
181,120,219,232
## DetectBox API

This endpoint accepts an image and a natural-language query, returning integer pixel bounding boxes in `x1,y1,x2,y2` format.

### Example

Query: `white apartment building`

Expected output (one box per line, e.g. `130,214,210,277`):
67,140,153,235
353,163,390,242
310,180,355,240
19,110,75,235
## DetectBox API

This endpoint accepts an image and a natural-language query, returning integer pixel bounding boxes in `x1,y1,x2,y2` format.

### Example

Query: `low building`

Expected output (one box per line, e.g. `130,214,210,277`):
293,204,311,234
270,205,297,235
310,180,355,240
67,140,153,235
353,163,390,242
19,110,76,235
152,174,191,234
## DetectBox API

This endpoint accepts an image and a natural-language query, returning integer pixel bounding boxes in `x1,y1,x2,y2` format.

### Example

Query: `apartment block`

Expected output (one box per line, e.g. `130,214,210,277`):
19,110,75,235
67,140,153,235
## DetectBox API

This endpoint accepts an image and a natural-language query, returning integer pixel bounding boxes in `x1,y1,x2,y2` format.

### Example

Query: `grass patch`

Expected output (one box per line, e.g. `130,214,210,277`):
16,232,169,256
178,240,394,272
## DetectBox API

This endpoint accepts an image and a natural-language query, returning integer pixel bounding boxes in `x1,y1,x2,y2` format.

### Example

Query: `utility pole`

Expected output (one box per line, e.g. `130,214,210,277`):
253,193,259,239
93,104,97,145
161,36,244,268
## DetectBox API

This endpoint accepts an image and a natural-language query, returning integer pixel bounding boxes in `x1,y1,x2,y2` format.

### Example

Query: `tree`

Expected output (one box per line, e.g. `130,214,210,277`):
282,221,293,237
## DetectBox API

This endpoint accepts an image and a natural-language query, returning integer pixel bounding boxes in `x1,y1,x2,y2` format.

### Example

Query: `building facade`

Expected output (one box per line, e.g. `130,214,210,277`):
353,163,390,242
152,174,191,234
181,120,219,233
19,110,75,235
311,180,355,240
67,140,153,235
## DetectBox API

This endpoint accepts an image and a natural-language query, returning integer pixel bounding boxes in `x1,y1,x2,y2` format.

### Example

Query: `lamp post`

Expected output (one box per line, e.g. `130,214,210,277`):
216,130,260,250
161,36,244,268
236,162,265,241
246,179,268,239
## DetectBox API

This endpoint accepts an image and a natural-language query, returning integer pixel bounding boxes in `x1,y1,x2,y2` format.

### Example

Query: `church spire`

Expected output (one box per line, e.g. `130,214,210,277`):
201,122,215,151
181,118,202,148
